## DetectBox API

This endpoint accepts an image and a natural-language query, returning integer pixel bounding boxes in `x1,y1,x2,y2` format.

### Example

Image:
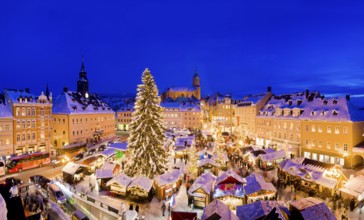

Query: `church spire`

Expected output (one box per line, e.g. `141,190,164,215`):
45,83,50,99
77,56,89,97
80,56,86,72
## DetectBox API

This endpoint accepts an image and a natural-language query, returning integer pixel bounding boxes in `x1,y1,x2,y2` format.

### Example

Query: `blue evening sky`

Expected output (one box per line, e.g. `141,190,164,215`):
1,1,364,98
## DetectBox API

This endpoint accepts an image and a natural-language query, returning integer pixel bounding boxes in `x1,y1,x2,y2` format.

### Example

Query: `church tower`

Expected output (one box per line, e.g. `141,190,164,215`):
192,68,201,99
77,58,89,98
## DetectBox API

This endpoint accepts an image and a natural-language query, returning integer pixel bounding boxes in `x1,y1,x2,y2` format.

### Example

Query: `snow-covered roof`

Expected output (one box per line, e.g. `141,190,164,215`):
201,199,239,220
244,174,276,195
128,175,153,192
161,101,201,111
259,149,286,162
174,136,195,147
188,172,216,197
280,159,339,189
290,197,336,220
106,173,132,187
339,175,364,198
154,169,182,186
237,94,266,106
99,148,116,158
168,87,196,92
101,162,118,171
236,201,290,220
0,94,12,118
62,162,85,175
53,90,114,115
258,92,364,122
3,89,44,104
215,170,246,185
96,169,113,179
108,142,128,151
198,158,219,167
213,183,245,198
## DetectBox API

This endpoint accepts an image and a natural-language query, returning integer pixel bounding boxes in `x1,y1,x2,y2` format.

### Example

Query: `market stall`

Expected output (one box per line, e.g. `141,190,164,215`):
244,173,276,203
95,169,114,190
198,158,219,176
127,175,154,202
257,149,286,170
213,170,246,209
201,199,239,220
188,172,216,208
62,162,86,184
339,175,364,205
154,169,183,200
81,156,103,174
236,201,290,220
106,173,132,197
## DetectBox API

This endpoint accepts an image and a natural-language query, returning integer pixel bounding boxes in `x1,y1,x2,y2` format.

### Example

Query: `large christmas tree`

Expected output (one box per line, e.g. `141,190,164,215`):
125,68,168,179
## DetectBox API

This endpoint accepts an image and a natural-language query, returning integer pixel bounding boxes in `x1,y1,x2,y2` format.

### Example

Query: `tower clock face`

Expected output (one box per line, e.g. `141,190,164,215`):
85,92,89,99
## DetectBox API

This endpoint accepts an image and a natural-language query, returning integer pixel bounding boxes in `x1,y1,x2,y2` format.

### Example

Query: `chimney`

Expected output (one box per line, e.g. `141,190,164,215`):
63,87,69,93
346,95,350,101
305,89,309,99
25,88,30,93
267,86,272,93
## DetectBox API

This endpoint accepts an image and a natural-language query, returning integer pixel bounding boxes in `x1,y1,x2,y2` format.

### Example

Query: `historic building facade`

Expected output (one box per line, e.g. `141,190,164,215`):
161,101,202,130
3,88,53,155
235,87,272,143
0,94,13,158
161,70,201,100
52,61,115,154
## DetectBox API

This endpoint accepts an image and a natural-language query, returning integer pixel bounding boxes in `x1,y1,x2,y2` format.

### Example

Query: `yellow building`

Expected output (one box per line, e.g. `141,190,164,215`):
116,107,133,131
235,88,272,143
162,70,201,100
52,61,115,155
204,93,236,133
4,88,53,155
256,90,364,168
161,100,202,130
256,91,321,157
300,96,364,168
0,95,13,158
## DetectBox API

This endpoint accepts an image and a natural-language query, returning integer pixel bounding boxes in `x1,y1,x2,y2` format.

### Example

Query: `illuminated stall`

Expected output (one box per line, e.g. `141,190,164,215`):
127,175,154,202
244,173,277,203
154,169,183,200
106,173,132,197
188,172,216,208
213,170,246,209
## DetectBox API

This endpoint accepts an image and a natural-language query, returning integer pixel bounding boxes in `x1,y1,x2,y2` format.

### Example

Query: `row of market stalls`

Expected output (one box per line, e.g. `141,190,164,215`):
105,169,184,201
196,148,229,176
201,197,335,220
188,169,277,209
279,158,348,198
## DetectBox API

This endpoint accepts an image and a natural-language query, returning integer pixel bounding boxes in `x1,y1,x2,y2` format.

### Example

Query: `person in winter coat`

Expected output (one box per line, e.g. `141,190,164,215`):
162,203,166,216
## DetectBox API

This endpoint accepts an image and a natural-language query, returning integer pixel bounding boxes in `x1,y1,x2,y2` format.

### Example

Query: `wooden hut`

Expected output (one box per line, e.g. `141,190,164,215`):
154,170,183,200
127,176,154,202
188,172,216,208
62,162,86,184
198,158,219,176
244,173,277,203
106,173,132,197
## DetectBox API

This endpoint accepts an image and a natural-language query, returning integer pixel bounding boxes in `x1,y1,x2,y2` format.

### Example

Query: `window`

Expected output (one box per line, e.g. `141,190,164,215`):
32,133,36,140
318,141,322,148
327,142,331,149
335,143,339,150
5,125,9,131
22,134,25,141
327,126,332,133
312,153,318,160
335,126,339,134
304,152,311,159
27,120,30,128
311,125,316,132
305,139,309,146
324,155,330,163
32,108,36,116
312,140,315,147
27,133,30,140
16,107,20,116
22,107,26,116
344,144,348,151
343,126,348,135
40,108,44,116
305,125,309,132
22,120,25,128
5,139,9,145
32,120,36,128
16,120,20,129
319,154,324,162
318,125,322,133
16,134,20,142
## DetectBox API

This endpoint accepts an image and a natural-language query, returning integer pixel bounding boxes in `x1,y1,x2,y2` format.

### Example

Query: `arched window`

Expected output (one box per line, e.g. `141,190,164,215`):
16,107,20,116
32,108,36,116
27,108,30,116
21,107,26,116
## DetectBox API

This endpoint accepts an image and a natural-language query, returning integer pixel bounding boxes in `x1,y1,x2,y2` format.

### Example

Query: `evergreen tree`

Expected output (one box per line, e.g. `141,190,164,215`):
125,68,168,179
212,145,226,169
188,143,199,176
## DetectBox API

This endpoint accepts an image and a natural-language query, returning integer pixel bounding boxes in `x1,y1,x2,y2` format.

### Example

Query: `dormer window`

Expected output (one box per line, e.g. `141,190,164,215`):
324,100,328,105
72,106,77,110
297,100,302,106
333,110,338,116
333,100,338,105
321,110,326,116
288,100,293,106
311,111,315,116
